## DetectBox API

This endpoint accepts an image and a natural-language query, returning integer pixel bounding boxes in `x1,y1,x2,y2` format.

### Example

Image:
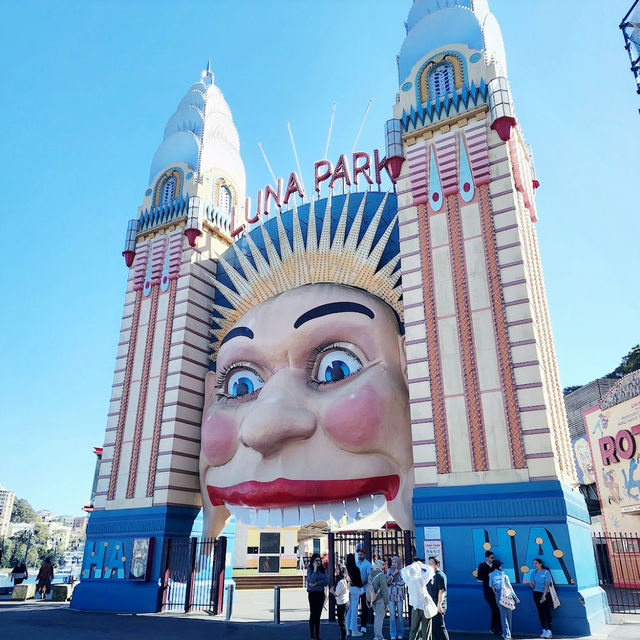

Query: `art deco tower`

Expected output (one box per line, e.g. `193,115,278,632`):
391,1,608,633
73,65,244,611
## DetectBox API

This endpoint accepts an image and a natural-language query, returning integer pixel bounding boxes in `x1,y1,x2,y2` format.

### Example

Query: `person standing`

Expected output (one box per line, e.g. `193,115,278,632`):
477,550,501,635
525,558,554,639
10,561,28,585
346,553,364,637
307,553,329,640
356,544,373,633
36,557,54,600
489,559,517,640
332,565,350,640
386,556,405,640
427,556,449,640
402,558,437,640
369,559,390,640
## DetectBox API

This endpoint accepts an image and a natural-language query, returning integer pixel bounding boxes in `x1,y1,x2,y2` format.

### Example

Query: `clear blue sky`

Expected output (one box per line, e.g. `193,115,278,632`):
0,1,637,516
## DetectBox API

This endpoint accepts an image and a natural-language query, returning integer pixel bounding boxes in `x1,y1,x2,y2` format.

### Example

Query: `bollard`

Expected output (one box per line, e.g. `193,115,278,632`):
225,584,234,621
273,585,281,624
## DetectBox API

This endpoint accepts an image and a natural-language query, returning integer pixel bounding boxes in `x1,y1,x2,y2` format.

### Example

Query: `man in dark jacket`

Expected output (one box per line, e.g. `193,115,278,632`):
477,550,501,635
427,556,449,640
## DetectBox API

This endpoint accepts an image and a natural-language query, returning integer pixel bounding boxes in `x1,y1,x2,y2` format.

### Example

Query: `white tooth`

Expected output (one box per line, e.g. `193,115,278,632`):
282,506,300,526
232,506,249,524
358,495,374,516
256,508,269,528
246,508,257,526
345,499,359,519
314,503,331,521
299,505,314,524
372,494,386,509
269,508,283,527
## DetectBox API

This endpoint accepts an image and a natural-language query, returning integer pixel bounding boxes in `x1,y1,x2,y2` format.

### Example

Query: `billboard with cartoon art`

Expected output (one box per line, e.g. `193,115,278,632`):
584,370,640,536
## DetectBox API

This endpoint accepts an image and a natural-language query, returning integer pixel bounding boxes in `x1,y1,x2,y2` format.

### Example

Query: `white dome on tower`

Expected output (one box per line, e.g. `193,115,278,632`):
148,64,245,200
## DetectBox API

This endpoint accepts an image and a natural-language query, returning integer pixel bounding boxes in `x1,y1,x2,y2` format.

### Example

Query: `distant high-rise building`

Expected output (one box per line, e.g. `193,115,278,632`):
0,485,16,538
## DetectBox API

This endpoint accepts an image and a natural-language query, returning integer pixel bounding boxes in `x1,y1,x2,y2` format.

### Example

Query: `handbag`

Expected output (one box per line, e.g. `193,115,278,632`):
366,580,379,606
549,581,561,609
499,588,516,611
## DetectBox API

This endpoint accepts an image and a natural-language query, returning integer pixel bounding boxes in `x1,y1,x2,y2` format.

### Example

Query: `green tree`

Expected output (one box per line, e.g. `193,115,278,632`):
563,385,582,396
10,498,41,523
607,344,640,379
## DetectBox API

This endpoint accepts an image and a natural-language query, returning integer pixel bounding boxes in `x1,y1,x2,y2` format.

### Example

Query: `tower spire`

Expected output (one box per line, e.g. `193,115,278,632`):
202,58,213,82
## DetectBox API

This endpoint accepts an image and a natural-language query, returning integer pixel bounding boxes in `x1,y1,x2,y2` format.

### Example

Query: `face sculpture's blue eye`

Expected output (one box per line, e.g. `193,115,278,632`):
317,350,362,383
227,369,264,397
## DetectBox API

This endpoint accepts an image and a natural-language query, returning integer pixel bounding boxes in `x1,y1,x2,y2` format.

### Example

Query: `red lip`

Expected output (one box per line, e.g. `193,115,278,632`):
207,475,399,508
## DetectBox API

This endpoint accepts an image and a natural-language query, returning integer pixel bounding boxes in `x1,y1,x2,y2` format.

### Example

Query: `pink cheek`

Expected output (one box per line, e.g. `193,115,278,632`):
201,412,239,465
323,384,384,448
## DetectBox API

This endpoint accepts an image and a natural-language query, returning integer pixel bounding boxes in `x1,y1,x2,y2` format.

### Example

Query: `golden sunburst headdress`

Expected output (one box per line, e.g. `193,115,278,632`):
209,191,401,360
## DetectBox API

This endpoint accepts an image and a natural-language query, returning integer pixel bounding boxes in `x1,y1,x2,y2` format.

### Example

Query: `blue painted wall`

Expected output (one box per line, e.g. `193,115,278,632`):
413,481,610,636
71,505,199,613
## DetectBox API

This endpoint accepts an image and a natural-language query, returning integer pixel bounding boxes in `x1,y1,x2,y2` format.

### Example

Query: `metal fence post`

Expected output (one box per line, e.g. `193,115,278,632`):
403,530,414,566
328,531,336,622
160,538,172,612
225,583,234,620
211,536,227,615
363,531,372,562
273,585,281,624
184,537,197,613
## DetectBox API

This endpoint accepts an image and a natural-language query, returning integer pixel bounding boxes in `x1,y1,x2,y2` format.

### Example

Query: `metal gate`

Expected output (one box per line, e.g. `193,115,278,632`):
328,528,415,621
161,536,227,613
592,532,640,613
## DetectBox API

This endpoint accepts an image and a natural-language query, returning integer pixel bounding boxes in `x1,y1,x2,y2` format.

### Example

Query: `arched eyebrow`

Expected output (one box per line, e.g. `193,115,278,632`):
294,302,375,329
221,326,254,346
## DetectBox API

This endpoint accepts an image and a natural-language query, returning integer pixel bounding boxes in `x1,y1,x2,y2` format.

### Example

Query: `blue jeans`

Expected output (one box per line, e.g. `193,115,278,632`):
348,586,361,633
498,603,513,639
389,599,404,638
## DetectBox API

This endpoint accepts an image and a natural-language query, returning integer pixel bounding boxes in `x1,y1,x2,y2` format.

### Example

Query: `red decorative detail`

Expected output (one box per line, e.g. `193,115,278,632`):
491,116,516,141
386,156,405,182
108,290,142,501
532,179,540,189
83,504,95,513
185,228,202,247
122,250,135,267
417,203,451,474
463,182,471,193
207,475,400,508
432,192,440,202
127,286,159,499
93,447,103,456
162,276,168,284
146,278,178,497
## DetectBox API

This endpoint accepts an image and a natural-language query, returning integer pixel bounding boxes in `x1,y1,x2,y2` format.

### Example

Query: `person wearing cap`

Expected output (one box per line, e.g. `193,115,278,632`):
370,559,390,640
356,545,373,633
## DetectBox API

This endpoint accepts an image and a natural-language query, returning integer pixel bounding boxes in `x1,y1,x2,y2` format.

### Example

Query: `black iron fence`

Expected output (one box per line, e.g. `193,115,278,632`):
592,532,640,613
160,536,227,613
327,528,415,622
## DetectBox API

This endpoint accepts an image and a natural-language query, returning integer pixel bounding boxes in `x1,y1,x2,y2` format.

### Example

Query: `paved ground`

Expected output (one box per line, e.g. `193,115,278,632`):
1,590,639,640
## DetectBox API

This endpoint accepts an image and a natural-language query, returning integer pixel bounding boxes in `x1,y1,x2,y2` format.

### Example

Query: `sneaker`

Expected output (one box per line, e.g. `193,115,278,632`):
540,631,547,638
360,628,367,634
546,632,552,638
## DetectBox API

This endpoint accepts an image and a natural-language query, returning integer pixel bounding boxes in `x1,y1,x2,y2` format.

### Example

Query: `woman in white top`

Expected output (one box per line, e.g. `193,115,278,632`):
331,564,351,640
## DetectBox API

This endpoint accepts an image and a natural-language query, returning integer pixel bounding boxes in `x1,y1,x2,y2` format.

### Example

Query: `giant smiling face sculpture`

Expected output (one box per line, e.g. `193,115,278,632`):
199,282,413,536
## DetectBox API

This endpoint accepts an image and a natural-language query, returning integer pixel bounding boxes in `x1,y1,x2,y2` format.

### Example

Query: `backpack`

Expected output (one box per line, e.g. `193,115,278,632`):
366,578,379,606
